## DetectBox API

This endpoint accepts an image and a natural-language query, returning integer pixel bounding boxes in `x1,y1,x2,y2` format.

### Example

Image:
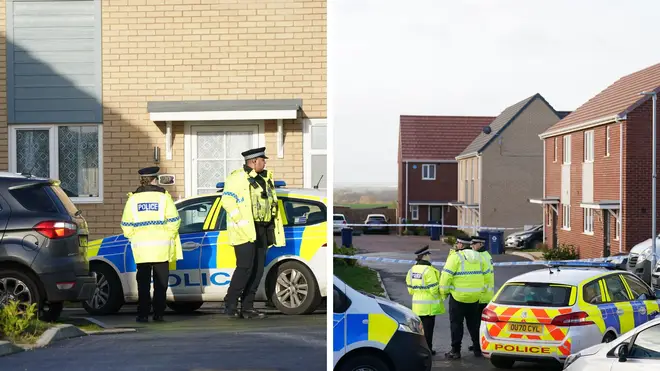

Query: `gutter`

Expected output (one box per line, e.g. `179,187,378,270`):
539,114,624,139
456,151,479,161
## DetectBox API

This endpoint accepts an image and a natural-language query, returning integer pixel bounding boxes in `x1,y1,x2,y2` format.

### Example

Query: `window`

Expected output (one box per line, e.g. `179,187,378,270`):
410,205,419,220
177,197,222,234
494,283,573,307
563,135,571,164
422,164,436,180
553,137,557,162
9,185,60,214
582,280,605,304
282,198,326,226
10,125,102,203
547,210,552,226
605,126,611,157
622,274,653,301
615,213,621,240
333,285,352,313
584,130,594,163
583,208,594,234
603,275,631,302
304,118,327,189
562,204,571,229
628,325,660,359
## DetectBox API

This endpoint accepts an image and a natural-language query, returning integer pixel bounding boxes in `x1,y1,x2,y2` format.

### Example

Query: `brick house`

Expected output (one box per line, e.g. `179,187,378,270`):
397,115,495,234
455,93,566,236
535,62,660,259
0,0,326,239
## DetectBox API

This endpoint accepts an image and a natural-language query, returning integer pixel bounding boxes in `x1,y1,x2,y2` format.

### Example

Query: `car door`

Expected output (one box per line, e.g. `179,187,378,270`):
167,195,220,300
620,273,660,324
601,274,636,335
199,196,233,300
333,283,351,367
615,323,660,370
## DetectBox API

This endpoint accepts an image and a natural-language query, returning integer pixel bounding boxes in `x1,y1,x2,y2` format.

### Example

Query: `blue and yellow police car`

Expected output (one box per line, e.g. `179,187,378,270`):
82,181,327,316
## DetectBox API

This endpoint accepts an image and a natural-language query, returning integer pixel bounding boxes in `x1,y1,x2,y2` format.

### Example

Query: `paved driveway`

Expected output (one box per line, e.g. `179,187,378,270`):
2,304,326,371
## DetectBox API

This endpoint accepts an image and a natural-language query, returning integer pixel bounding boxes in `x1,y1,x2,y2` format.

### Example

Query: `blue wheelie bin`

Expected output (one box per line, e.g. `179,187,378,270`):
430,221,441,241
490,229,504,255
478,230,491,252
341,227,353,247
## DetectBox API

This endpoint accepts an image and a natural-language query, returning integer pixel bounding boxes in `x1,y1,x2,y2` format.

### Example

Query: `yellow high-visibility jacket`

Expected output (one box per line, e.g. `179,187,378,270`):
222,168,285,247
121,190,183,264
406,261,445,316
478,249,495,304
439,248,486,303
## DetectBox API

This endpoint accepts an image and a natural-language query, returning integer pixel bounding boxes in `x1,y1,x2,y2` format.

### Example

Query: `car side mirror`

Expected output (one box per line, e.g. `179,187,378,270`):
615,343,629,362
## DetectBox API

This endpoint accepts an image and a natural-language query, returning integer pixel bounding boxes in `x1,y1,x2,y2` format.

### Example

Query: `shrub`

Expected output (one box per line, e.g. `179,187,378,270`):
541,243,580,261
333,241,358,266
444,236,457,246
0,300,38,342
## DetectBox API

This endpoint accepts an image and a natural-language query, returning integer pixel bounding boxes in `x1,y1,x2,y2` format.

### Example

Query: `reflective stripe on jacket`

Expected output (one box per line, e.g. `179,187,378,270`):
406,262,445,316
479,250,495,304
222,168,285,247
439,248,486,303
120,190,182,264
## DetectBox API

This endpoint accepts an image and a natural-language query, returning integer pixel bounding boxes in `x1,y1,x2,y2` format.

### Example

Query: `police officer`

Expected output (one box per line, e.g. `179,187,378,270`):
439,237,486,359
223,147,285,319
406,245,444,355
468,235,494,353
120,166,183,323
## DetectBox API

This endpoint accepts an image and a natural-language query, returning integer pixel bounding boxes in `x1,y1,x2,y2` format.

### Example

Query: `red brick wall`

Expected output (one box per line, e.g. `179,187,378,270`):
397,161,459,224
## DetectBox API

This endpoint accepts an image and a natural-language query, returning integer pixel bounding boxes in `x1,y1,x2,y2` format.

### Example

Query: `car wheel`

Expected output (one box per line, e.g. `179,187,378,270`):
166,301,204,313
271,261,321,315
338,354,390,371
490,356,515,369
0,268,42,316
82,263,124,315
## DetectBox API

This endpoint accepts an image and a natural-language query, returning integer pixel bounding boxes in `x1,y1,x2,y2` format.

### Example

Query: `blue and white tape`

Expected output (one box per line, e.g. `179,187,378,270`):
341,223,520,230
333,254,627,268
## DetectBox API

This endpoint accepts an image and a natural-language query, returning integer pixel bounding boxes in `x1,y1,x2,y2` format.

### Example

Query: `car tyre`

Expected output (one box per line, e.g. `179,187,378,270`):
82,263,124,315
0,268,43,316
166,301,204,313
338,354,390,371
270,261,321,315
490,356,515,369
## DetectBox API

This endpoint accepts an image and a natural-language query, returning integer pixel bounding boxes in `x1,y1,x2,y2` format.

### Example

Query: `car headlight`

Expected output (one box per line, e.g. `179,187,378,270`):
640,247,652,260
563,353,580,370
379,303,424,335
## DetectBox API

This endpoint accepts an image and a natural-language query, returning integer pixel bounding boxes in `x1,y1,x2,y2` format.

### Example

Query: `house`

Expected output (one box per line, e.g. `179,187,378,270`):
454,93,567,236
534,62,660,259
0,0,326,239
397,115,495,234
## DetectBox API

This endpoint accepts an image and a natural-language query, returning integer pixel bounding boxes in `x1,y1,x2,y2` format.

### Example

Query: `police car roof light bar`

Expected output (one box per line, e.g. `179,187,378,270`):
215,180,287,190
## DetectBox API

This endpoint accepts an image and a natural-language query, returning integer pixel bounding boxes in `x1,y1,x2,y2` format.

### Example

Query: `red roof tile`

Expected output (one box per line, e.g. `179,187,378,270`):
543,62,660,136
399,115,496,161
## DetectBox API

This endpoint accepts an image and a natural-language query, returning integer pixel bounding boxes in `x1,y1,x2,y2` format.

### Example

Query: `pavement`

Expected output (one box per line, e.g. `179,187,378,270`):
1,303,326,371
344,234,562,371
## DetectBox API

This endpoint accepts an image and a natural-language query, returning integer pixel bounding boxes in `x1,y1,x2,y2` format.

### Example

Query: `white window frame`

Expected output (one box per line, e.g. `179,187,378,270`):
615,211,620,240
584,130,594,163
303,118,327,189
410,205,419,220
562,204,571,230
421,164,436,180
563,135,571,164
8,124,104,204
553,137,557,162
605,126,611,157
583,208,594,234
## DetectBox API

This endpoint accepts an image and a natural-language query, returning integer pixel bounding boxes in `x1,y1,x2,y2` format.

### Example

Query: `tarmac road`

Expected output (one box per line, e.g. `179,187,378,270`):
1,304,327,371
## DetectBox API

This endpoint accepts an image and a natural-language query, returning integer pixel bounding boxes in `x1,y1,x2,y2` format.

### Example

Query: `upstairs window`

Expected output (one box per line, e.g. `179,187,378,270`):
422,164,436,180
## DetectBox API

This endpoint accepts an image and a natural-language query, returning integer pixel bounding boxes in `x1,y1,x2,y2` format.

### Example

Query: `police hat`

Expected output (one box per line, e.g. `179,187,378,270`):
138,166,160,177
471,236,486,244
414,245,431,257
242,147,268,160
456,237,472,245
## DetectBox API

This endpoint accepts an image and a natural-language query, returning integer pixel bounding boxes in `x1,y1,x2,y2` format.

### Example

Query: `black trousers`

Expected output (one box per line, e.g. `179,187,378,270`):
136,261,169,318
420,315,436,350
448,294,480,352
225,224,269,311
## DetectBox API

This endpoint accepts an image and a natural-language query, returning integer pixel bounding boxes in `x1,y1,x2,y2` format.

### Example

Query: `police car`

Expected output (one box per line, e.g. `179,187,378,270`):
480,262,660,369
333,275,432,371
83,181,327,316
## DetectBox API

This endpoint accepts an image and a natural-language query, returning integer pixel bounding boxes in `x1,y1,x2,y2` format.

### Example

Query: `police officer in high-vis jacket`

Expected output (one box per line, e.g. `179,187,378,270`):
406,245,445,355
121,166,182,323
468,235,494,352
439,237,486,359
223,147,285,319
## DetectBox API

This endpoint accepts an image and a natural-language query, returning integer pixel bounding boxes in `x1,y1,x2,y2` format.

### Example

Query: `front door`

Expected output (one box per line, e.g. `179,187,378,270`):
552,208,558,249
190,124,259,196
603,211,611,257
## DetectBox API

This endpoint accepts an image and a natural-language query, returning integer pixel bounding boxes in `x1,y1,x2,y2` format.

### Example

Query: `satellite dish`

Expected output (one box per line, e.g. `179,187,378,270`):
483,126,492,135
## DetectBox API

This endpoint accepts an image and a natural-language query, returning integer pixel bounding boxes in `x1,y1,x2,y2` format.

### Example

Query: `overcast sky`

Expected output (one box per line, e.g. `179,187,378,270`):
330,0,660,187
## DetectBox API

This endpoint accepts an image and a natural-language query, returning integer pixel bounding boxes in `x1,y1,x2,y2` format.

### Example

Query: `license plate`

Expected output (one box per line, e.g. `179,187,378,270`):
79,236,88,247
508,323,542,334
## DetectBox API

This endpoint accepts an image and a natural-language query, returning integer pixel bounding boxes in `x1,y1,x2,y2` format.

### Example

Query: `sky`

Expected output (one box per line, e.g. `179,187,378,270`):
330,0,660,187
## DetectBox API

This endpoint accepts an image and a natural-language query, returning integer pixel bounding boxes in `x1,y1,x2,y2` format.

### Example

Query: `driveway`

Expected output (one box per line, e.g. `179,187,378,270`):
2,304,326,371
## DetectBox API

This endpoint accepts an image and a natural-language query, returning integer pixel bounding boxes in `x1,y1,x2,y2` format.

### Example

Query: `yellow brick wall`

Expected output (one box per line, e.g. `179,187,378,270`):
0,0,326,239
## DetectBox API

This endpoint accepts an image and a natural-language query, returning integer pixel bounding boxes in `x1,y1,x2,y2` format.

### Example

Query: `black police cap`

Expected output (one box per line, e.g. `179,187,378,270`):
242,147,268,160
138,166,160,177
414,245,431,256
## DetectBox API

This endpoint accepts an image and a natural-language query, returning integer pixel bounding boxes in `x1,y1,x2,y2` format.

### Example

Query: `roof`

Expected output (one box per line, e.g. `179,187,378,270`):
147,99,303,113
541,62,660,138
507,267,612,286
457,93,560,159
399,116,495,161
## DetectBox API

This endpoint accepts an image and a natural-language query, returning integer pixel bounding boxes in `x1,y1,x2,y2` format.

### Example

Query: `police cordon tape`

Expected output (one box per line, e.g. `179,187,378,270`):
341,222,521,230
333,254,628,268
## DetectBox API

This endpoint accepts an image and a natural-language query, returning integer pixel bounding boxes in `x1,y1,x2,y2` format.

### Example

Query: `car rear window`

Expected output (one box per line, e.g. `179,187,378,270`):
10,184,59,213
368,216,386,221
334,215,345,221
494,282,574,307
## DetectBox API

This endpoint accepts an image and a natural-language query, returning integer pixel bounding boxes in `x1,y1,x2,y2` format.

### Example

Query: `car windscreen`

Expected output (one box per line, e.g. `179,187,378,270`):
493,282,574,307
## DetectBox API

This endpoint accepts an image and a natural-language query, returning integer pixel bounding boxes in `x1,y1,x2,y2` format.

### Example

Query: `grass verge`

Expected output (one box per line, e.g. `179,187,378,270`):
334,262,385,297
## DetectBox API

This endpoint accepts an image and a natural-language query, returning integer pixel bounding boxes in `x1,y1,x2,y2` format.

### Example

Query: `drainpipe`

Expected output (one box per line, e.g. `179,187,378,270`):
405,161,409,223
618,117,623,253
477,154,482,235
543,139,546,246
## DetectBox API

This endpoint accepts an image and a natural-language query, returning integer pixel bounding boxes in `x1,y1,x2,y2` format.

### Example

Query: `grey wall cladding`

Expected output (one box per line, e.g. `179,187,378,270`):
7,0,102,124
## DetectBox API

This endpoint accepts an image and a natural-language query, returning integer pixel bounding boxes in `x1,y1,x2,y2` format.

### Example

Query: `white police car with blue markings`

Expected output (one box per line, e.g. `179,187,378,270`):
83,181,328,316
333,275,432,371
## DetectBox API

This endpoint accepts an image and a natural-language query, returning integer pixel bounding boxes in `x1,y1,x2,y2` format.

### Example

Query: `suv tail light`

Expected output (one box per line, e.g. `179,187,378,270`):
34,221,77,239
550,311,594,327
481,308,500,322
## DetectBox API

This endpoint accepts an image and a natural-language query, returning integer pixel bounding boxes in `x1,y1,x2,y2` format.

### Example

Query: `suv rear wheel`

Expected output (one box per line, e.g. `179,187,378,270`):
0,268,61,322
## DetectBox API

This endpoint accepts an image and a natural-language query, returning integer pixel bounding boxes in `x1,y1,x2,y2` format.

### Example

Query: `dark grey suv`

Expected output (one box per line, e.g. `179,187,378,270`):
0,173,96,321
